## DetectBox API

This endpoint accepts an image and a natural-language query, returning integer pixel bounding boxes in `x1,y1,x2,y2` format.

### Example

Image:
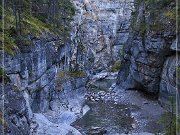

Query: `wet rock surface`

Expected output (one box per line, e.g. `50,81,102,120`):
87,127,107,135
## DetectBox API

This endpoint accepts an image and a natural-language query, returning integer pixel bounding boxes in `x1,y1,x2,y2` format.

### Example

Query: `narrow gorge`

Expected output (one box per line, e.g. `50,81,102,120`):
0,0,179,135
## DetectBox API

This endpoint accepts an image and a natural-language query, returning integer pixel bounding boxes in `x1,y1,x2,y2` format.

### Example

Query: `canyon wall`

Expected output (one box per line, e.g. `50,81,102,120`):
1,0,179,134
0,36,87,134
70,0,134,73
0,0,135,133
116,0,179,107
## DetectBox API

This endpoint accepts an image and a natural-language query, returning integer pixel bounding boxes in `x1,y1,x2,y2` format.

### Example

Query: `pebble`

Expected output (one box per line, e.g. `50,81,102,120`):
132,123,136,128
143,101,148,104
85,90,121,103
87,126,107,135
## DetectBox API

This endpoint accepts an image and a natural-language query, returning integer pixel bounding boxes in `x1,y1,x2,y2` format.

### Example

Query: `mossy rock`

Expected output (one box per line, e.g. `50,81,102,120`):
0,68,9,83
56,70,86,91
111,61,121,72
0,112,9,131
67,70,86,78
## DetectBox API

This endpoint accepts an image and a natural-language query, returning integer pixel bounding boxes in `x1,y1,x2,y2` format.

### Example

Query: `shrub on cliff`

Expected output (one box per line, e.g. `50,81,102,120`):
0,68,9,83
55,70,86,91
111,61,121,72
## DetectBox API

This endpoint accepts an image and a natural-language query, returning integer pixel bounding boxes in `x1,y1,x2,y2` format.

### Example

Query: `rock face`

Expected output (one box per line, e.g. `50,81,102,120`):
70,0,134,73
2,39,59,113
33,113,82,135
0,36,87,134
1,0,178,134
0,84,31,135
0,0,135,134
116,0,178,105
159,55,180,107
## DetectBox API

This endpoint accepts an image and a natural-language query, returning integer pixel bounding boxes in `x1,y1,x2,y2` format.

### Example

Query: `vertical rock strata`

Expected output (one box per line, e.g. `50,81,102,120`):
0,38,87,134
116,0,179,106
0,0,179,134
70,0,134,73
0,0,134,134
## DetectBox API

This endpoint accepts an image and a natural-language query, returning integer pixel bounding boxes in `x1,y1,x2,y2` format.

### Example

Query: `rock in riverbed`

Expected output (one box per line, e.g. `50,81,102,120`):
33,113,82,135
87,127,107,135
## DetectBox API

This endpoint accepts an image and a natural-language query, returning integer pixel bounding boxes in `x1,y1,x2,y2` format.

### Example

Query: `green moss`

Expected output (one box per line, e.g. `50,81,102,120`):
139,21,146,36
0,7,17,55
111,61,121,72
22,14,54,36
159,112,178,135
144,0,173,9
0,112,8,130
0,68,9,83
57,70,86,79
0,33,17,55
130,10,139,31
56,70,86,91
78,41,85,52
164,8,176,20
131,0,177,34
177,67,180,79
67,70,86,78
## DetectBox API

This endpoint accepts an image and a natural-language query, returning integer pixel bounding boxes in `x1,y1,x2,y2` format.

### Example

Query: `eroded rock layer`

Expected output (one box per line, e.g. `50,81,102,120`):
70,0,134,73
116,0,179,106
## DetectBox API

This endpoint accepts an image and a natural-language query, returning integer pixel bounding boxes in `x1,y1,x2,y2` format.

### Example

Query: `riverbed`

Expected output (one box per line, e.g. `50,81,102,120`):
72,74,165,135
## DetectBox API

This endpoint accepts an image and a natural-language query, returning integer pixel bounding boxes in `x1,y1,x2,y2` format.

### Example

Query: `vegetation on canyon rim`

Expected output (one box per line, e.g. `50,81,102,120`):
0,0,76,82
0,0,75,55
131,0,178,36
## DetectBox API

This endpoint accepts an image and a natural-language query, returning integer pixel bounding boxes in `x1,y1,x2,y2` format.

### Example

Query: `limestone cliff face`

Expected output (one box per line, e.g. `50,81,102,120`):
1,0,178,134
0,0,135,133
116,0,179,106
0,36,87,134
70,0,134,73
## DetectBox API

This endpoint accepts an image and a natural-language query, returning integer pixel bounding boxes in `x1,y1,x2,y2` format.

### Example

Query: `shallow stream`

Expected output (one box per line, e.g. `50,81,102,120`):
72,78,135,134
72,100,134,134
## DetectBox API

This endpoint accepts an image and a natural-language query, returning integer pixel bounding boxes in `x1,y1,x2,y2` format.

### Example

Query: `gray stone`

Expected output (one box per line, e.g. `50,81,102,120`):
87,127,107,135
159,56,180,109
0,84,30,135
33,113,82,135
71,0,134,73
117,2,176,96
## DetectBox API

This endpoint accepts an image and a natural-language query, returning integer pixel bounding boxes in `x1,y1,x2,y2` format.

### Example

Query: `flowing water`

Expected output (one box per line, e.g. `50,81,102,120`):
71,77,164,135
72,100,134,135
72,78,135,135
